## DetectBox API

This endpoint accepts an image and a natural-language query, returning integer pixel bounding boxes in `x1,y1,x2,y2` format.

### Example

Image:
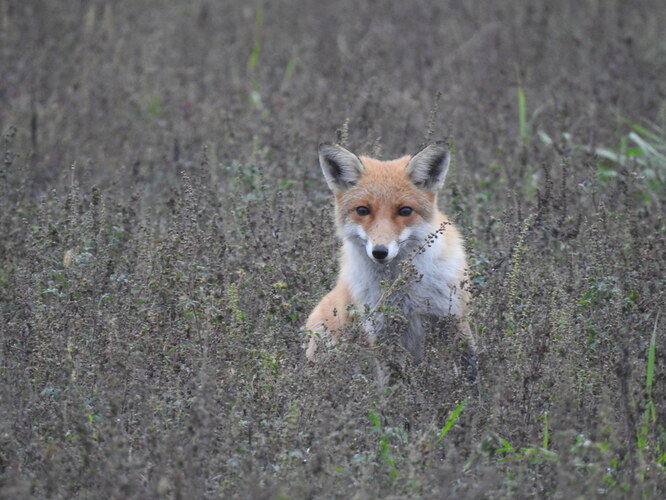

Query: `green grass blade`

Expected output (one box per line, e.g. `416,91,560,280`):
369,408,381,429
646,312,659,398
246,6,264,75
595,147,620,162
542,411,550,449
437,399,467,442
518,88,529,142
281,55,297,89
247,44,260,75
638,313,659,452
629,132,666,163
630,122,663,145
498,438,515,453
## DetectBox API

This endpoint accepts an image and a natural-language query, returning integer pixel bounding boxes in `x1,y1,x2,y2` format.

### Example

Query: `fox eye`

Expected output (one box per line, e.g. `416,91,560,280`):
356,206,371,216
397,206,413,217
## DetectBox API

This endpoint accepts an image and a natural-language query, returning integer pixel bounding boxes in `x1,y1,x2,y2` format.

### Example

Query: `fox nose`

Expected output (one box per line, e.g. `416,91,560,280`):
372,246,389,260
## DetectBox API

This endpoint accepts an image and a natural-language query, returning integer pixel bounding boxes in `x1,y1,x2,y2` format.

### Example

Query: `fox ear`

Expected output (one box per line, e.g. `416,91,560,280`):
318,143,365,193
406,141,450,191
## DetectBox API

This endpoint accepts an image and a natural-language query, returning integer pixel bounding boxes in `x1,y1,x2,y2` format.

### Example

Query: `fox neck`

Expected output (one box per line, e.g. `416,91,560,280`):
341,239,393,309
340,222,434,308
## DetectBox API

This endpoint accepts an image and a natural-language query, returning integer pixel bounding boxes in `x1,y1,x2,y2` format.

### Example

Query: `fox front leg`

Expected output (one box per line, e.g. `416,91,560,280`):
304,325,336,361
403,314,426,364
458,317,478,382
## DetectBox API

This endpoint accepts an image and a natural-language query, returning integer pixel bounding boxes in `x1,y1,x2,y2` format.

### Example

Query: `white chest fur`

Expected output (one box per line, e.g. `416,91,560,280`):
340,230,466,319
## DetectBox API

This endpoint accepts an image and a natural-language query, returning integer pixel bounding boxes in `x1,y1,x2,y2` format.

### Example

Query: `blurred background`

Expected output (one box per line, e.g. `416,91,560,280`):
3,1,664,188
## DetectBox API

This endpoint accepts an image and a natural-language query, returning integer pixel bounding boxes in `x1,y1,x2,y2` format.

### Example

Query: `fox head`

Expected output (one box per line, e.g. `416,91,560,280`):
319,141,451,264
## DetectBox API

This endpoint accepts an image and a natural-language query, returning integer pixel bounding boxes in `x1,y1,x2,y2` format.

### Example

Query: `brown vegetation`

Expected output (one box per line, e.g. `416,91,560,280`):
1,1,665,497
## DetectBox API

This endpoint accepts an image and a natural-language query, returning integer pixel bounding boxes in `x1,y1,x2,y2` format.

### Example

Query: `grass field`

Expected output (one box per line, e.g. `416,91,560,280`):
1,1,665,498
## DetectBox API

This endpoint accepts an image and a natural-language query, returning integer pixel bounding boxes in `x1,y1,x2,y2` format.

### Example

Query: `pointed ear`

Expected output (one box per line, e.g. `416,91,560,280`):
405,141,451,191
318,143,365,193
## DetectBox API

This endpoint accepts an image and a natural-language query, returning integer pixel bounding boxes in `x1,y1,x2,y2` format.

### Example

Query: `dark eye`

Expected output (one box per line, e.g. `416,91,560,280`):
397,206,413,217
356,206,371,216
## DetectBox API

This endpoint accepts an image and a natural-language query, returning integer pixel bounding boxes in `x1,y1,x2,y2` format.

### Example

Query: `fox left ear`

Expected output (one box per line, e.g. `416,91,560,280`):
318,143,365,193
406,141,451,191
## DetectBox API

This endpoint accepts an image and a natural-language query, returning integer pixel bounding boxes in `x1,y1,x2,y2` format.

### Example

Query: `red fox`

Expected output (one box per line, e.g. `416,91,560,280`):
304,141,476,365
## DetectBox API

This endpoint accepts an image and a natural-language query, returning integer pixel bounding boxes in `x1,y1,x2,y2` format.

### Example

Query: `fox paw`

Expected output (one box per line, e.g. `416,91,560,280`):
303,328,334,362
305,335,318,361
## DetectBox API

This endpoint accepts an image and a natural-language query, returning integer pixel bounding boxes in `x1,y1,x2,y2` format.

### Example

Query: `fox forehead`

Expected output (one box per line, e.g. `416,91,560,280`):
335,155,436,214
358,155,414,191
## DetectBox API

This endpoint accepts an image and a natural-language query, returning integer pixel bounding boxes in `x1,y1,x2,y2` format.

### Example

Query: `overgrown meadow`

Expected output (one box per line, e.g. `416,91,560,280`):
1,1,665,498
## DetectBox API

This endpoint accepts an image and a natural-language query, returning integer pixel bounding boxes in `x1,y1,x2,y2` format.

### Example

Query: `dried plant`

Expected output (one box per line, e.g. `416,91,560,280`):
0,1,664,498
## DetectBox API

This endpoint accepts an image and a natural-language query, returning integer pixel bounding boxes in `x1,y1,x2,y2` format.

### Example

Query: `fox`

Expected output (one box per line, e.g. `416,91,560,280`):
304,140,476,366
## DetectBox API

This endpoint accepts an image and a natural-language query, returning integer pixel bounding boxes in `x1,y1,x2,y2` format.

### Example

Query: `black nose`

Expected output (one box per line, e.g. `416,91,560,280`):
372,246,389,260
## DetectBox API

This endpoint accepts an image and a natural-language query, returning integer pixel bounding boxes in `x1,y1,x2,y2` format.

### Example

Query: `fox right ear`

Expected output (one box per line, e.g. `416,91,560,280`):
405,141,451,191
318,143,364,193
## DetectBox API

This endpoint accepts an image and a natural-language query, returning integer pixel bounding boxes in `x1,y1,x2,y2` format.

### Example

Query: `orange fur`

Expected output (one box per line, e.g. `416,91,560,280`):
304,142,474,363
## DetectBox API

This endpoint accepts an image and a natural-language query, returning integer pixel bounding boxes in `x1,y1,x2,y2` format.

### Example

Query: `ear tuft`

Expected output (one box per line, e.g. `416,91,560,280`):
405,141,451,190
318,143,364,193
